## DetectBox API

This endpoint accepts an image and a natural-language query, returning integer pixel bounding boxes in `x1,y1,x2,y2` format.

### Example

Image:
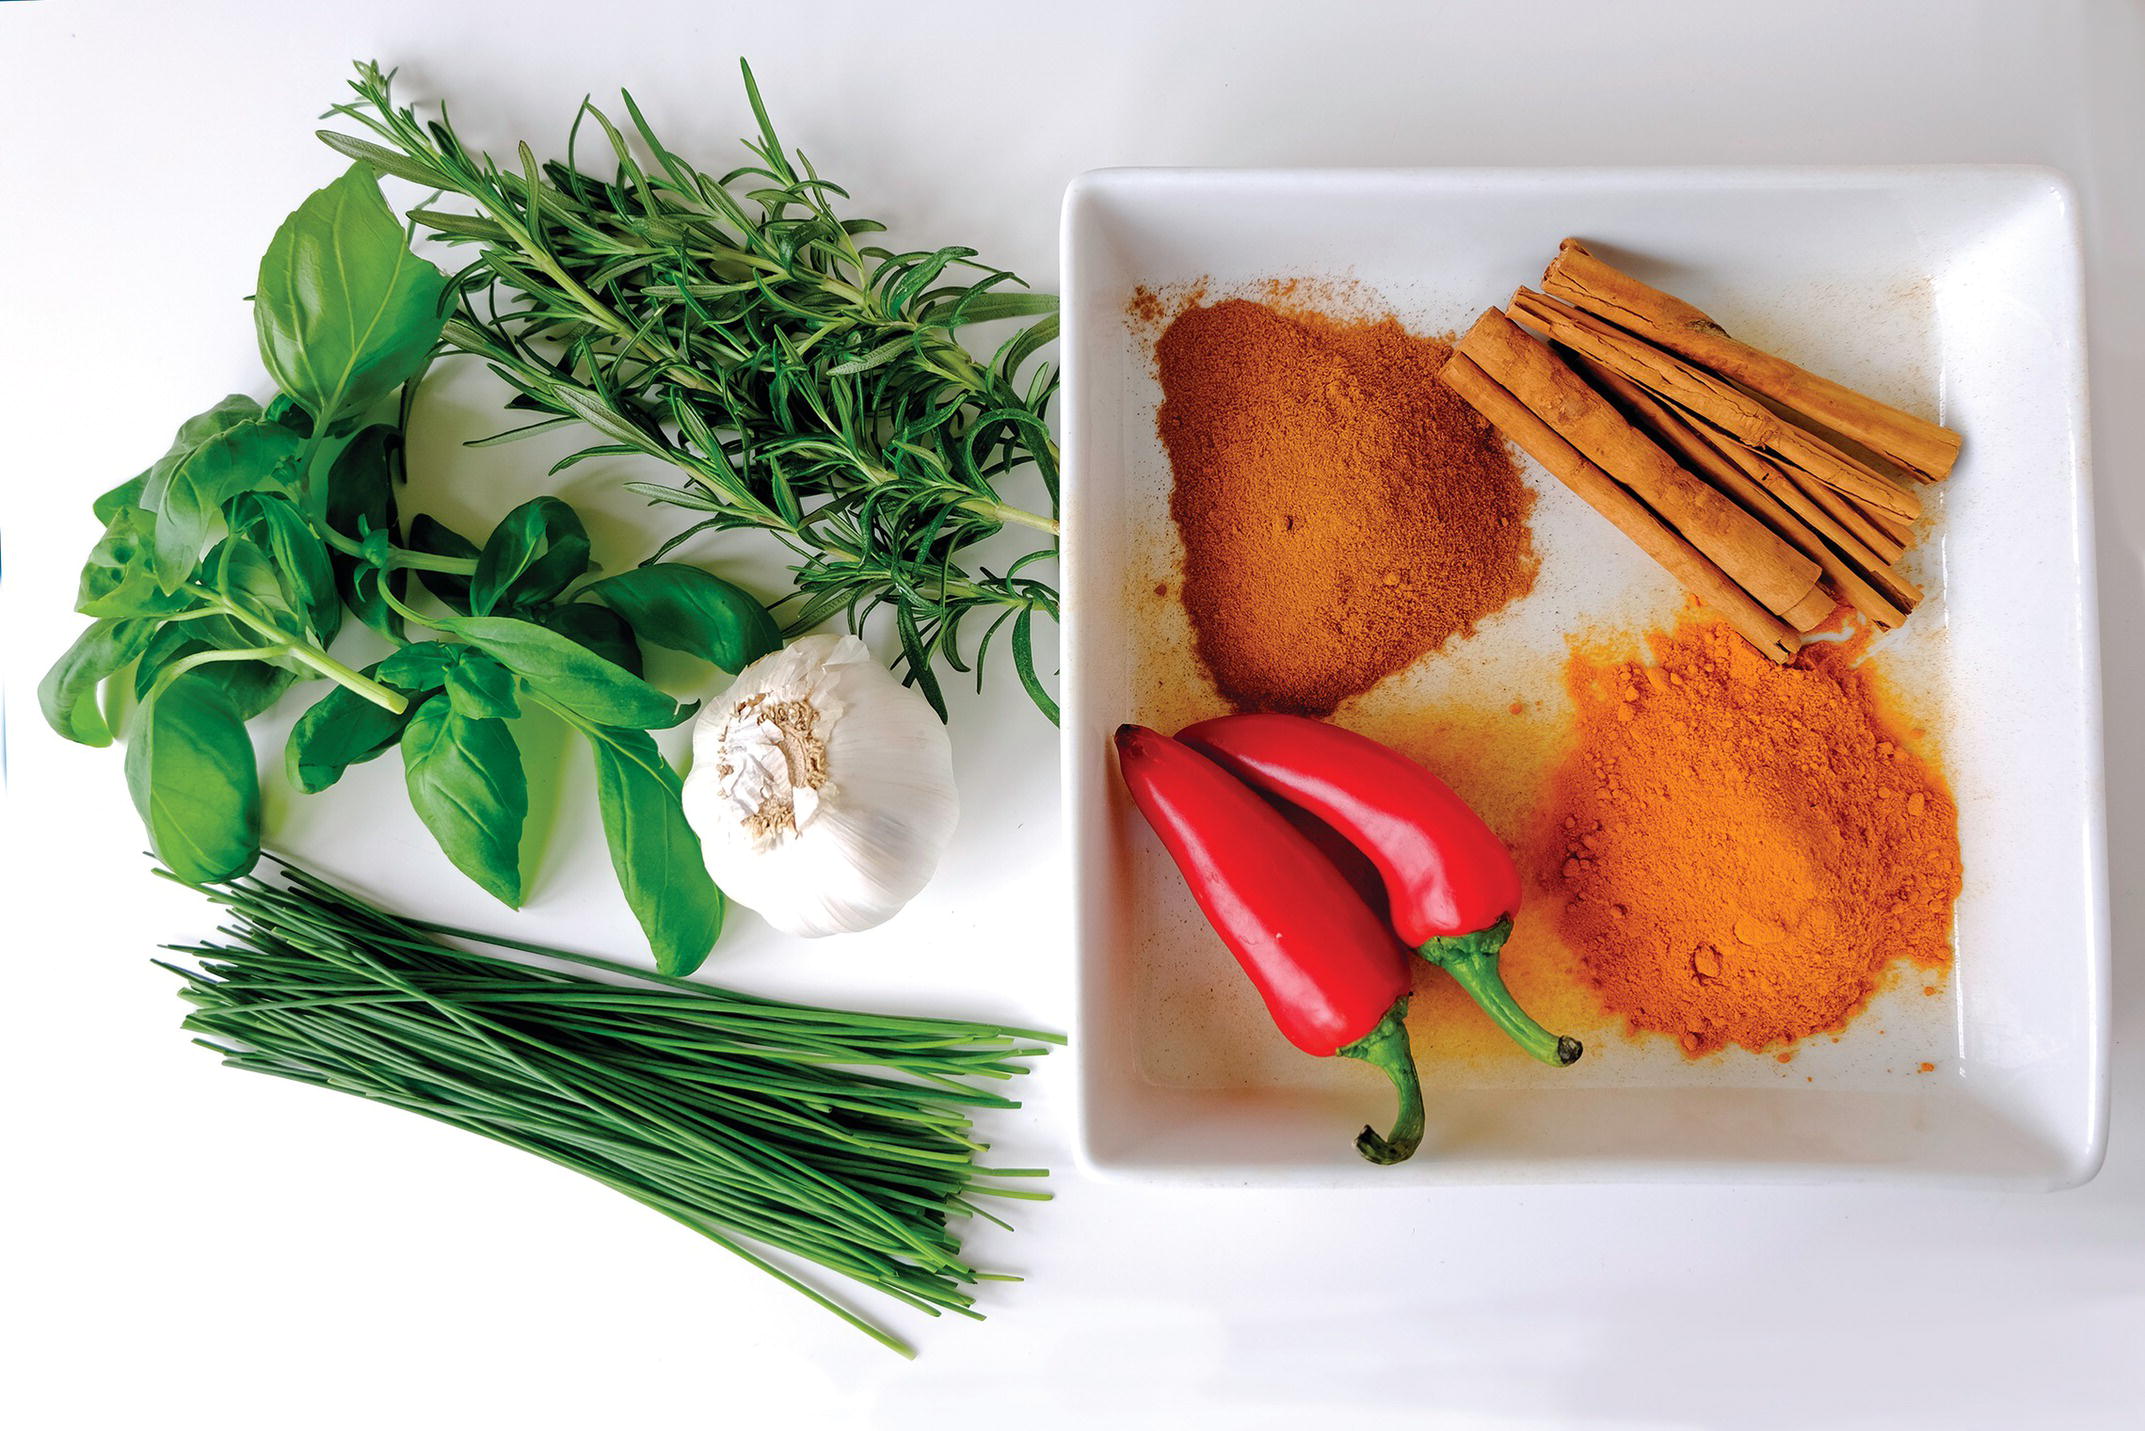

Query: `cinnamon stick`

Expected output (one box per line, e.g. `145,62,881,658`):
1796,466,1906,565
1727,370,1929,502
1509,288,1923,522
1559,349,1737,486
1562,349,1908,629
1851,495,1914,550
1772,462,1924,610
1540,238,1962,482
1669,406,1925,613
1453,307,1830,631
1441,348,1801,663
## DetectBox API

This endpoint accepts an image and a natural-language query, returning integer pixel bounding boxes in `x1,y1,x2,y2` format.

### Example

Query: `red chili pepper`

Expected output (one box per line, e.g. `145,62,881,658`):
1179,713,1582,1068
1114,724,1425,1164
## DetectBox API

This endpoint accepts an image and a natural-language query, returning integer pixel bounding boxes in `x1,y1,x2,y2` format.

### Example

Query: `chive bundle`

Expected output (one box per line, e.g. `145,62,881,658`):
163,859,1059,1356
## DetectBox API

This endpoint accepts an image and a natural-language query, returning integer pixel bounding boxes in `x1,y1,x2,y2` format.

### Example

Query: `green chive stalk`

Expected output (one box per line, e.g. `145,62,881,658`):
162,858,1059,1356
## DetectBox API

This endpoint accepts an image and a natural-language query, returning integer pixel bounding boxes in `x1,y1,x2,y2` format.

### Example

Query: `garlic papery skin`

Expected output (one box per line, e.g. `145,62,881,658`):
682,633,958,938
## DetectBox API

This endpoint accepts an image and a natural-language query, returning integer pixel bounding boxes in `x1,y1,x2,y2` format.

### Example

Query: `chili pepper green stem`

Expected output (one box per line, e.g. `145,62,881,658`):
1338,999,1425,1165
1419,918,1582,1067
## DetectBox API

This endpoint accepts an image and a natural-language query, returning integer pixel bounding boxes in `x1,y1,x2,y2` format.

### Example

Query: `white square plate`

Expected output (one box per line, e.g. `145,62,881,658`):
1059,167,2108,1187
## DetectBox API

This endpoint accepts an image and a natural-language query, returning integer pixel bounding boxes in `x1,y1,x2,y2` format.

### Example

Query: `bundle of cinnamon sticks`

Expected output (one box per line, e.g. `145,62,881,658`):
1441,239,1960,662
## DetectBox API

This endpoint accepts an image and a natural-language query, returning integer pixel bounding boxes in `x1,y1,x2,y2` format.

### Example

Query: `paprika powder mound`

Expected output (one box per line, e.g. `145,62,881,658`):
1534,617,1961,1057
1155,297,1538,716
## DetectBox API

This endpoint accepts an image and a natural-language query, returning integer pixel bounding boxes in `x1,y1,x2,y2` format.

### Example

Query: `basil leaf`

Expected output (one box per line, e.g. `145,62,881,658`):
93,473,149,524
200,663,300,722
172,394,267,450
325,426,406,637
143,418,303,590
254,164,450,429
375,640,460,692
582,723,722,974
265,392,315,437
134,626,297,720
208,539,311,663
40,617,157,746
585,563,781,674
230,491,340,642
378,645,519,721
440,615,691,729
471,496,590,615
400,699,526,907
445,653,520,720
327,426,398,533
77,506,194,618
535,602,643,677
349,562,407,640
287,673,420,793
134,625,204,698
136,621,241,695
406,513,479,612
89,393,264,559
125,671,261,885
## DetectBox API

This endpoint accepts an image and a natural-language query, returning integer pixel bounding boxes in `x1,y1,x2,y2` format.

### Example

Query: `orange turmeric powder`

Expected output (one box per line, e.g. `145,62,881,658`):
1536,618,1961,1056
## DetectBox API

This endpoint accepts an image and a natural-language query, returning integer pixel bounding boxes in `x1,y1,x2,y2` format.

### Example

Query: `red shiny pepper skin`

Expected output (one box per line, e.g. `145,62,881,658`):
1180,713,1581,1067
1180,714,1518,942
1115,724,1425,1163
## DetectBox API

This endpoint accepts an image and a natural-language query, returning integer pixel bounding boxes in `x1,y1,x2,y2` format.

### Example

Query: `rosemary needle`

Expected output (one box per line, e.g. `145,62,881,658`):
164,858,1058,1357
321,60,1062,721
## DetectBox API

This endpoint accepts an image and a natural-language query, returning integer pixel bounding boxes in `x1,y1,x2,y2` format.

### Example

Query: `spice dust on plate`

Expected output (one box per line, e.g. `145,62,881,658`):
1531,615,1962,1058
1151,291,1539,716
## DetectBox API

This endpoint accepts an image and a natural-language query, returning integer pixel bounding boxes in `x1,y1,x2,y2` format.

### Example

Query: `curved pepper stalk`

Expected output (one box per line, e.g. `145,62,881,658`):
1173,714,1583,1070
1340,998,1426,1164
1112,723,1430,1167
1417,917,1582,1067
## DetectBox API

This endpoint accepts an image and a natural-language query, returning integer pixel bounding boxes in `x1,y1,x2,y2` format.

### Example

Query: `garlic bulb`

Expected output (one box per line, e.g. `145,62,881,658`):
682,633,958,937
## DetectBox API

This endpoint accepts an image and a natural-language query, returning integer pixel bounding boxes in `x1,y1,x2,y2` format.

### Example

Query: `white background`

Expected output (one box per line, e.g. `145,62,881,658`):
2,2,2139,1427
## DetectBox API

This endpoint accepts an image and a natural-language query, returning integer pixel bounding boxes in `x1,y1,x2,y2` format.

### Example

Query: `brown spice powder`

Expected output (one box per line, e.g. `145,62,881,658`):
1534,617,1961,1057
1155,298,1538,715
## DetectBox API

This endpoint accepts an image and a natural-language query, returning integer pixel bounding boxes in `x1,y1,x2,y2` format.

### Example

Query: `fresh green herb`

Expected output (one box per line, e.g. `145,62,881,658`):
76,503,189,619
583,563,783,673
430,613,691,730
322,424,409,636
405,511,482,608
135,621,299,721
321,60,1062,721
165,859,1058,1357
42,166,782,974
144,418,305,588
39,617,157,746
533,600,642,674
254,164,451,427
126,673,260,885
399,699,528,906
442,650,521,719
468,494,590,615
574,718,724,972
286,669,419,792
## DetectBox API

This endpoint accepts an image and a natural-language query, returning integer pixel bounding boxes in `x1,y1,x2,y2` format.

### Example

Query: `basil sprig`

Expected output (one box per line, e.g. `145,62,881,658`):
42,164,778,974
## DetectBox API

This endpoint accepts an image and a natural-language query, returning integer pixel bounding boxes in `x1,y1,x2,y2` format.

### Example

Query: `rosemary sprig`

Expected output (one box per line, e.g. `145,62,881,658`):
321,61,1061,721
